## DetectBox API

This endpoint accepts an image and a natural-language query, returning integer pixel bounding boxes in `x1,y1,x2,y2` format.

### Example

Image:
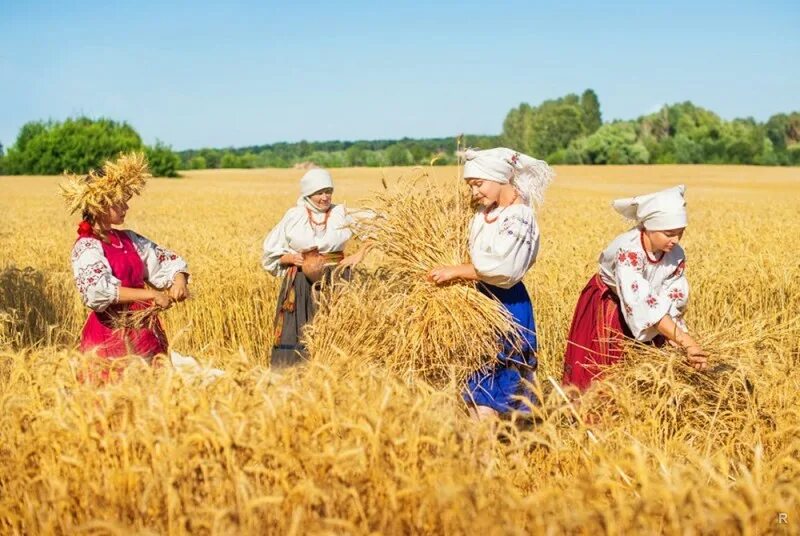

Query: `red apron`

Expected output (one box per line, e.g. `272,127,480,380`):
79,230,168,367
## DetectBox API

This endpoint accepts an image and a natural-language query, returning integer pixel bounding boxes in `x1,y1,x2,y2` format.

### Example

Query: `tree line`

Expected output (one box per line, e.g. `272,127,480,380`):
503,90,800,165
1,92,797,176
0,118,180,177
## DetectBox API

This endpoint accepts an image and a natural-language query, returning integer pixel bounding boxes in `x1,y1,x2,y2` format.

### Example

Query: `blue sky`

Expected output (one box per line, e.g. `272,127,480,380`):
1,0,798,150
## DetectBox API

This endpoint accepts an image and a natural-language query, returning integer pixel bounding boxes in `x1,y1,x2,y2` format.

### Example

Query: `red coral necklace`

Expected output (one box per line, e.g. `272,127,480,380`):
307,208,331,231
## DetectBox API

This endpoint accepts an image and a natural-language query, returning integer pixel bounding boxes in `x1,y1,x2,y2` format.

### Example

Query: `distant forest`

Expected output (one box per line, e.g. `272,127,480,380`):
2,90,798,176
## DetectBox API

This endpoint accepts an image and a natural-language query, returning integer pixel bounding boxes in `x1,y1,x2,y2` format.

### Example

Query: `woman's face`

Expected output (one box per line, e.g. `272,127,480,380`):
309,188,333,211
466,179,502,207
103,200,129,226
645,227,685,253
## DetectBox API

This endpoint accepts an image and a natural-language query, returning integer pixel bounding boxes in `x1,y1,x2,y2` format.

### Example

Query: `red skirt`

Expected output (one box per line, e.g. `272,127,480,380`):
562,274,632,391
79,301,168,382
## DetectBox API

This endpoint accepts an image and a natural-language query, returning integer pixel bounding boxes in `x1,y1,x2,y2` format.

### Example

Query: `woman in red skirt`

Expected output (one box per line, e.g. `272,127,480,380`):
563,185,708,391
62,152,189,379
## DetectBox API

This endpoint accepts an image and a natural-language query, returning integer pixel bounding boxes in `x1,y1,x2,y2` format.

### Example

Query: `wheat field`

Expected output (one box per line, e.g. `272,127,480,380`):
1,165,798,534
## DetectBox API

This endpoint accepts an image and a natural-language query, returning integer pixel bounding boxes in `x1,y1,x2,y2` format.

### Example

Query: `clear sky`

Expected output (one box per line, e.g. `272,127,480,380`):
1,0,798,150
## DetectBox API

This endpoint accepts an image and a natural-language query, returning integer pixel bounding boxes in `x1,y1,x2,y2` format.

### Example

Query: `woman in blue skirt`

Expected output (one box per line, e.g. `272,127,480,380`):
429,147,554,419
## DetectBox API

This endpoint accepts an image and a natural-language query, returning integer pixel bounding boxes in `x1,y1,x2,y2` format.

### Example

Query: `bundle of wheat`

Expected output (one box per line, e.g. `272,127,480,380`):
305,168,522,386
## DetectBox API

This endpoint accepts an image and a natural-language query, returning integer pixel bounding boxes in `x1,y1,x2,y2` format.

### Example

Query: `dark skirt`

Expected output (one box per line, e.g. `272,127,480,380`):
463,282,538,413
270,266,350,368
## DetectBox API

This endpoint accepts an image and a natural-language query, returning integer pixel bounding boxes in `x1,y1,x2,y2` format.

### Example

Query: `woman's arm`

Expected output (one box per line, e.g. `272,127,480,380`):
279,253,304,266
262,212,298,275
655,314,708,370
428,263,480,284
339,243,373,268
167,272,189,302
117,287,172,309
125,231,190,290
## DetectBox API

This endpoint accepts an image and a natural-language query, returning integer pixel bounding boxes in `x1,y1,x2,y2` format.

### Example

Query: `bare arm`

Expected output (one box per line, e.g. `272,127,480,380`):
340,243,373,268
655,314,708,370
428,263,480,284
117,287,171,309
280,253,304,266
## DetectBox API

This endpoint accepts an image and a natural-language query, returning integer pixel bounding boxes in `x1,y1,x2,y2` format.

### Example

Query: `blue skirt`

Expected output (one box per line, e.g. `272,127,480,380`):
463,281,538,413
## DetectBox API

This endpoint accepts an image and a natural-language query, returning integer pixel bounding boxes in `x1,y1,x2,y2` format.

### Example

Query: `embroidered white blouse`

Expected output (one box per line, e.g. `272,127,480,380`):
70,231,189,312
262,204,354,277
469,204,540,289
598,228,689,341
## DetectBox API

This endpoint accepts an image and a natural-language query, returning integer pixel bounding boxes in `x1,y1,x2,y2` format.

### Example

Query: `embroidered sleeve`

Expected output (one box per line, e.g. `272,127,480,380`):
125,231,189,289
614,249,672,341
472,213,539,289
665,261,689,332
70,238,121,312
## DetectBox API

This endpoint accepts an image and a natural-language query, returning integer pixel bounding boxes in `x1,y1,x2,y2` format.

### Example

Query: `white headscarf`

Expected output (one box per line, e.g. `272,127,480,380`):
461,147,554,207
612,185,688,231
297,168,334,214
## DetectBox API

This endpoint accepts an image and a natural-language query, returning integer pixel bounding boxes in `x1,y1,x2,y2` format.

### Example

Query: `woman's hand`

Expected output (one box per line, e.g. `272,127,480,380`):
339,253,362,268
151,290,172,310
685,345,709,371
280,253,304,266
656,315,708,370
340,245,369,268
428,265,460,285
428,264,479,285
169,273,189,302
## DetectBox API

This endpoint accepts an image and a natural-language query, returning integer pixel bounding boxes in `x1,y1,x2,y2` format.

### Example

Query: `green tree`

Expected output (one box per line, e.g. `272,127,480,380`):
385,144,413,166
220,151,242,168
501,103,533,153
406,142,428,164
502,93,588,158
581,89,602,134
529,99,585,158
189,156,207,169
346,144,368,166
570,122,650,164
364,150,386,167
145,140,181,177
3,117,142,175
765,113,800,165
201,149,223,169
787,144,800,165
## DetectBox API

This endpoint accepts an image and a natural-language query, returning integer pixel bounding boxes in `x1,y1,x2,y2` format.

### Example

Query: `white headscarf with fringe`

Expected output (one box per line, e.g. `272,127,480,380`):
612,185,688,231
297,168,334,214
461,147,554,207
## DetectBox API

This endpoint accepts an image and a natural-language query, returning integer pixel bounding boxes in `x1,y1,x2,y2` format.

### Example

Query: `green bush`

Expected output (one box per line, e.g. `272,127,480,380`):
145,141,181,177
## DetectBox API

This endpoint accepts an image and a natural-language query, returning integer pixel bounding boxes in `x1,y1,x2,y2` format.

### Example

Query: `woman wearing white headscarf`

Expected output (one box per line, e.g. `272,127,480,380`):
429,147,554,419
262,168,367,367
562,185,708,391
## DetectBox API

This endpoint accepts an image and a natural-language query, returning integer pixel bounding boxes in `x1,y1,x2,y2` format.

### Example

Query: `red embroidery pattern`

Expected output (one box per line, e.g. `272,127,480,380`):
617,249,642,268
645,295,659,308
155,246,179,263
75,261,109,295
668,288,685,301
71,237,102,262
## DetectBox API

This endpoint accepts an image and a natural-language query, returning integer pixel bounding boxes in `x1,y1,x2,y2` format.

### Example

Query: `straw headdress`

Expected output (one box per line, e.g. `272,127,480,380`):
60,151,151,216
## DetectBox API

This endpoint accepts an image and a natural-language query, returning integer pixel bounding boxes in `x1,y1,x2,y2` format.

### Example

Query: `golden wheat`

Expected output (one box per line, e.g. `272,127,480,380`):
0,165,798,534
